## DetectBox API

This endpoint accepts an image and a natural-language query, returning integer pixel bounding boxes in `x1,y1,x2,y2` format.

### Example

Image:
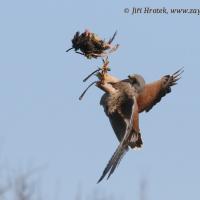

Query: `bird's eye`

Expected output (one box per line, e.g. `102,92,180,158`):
128,76,137,84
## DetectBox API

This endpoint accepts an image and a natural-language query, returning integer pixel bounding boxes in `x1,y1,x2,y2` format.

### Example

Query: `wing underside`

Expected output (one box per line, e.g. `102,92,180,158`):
98,96,139,183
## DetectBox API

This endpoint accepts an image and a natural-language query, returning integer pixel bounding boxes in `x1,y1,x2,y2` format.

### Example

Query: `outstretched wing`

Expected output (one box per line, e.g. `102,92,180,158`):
137,68,183,113
98,96,138,183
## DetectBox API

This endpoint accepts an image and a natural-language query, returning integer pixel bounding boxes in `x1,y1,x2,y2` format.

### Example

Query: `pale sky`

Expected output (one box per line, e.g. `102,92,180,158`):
0,0,200,200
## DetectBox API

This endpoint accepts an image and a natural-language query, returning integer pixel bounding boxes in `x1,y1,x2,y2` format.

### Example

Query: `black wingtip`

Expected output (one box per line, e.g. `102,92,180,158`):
172,67,184,85
173,67,184,77
97,176,103,184
96,145,128,183
97,165,110,184
108,31,117,44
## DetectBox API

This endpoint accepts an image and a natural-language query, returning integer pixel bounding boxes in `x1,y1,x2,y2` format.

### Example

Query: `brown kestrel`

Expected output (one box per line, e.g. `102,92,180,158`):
97,68,183,183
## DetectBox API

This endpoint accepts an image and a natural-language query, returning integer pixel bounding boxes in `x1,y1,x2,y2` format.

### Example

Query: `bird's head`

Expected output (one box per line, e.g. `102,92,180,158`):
128,74,145,92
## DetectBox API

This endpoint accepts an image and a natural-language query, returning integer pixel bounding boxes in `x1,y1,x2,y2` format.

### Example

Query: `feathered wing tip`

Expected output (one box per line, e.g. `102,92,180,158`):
97,143,128,183
171,67,184,85
108,31,117,44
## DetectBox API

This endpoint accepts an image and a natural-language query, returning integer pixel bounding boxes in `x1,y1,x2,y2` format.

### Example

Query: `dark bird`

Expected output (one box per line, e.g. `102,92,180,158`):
66,30,119,59
97,68,183,183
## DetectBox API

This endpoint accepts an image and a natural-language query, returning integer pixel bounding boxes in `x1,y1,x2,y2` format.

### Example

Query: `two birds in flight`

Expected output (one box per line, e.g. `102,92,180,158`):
67,30,183,183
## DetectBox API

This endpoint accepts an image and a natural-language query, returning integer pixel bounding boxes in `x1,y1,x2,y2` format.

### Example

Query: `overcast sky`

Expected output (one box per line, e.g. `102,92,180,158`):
0,0,200,200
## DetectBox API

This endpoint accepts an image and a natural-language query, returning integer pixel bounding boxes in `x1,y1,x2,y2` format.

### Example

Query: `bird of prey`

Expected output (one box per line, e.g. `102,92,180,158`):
66,30,119,59
96,68,183,183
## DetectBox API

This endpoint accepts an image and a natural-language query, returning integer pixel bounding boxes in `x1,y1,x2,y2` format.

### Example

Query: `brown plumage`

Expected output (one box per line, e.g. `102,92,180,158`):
66,30,119,59
97,68,183,183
